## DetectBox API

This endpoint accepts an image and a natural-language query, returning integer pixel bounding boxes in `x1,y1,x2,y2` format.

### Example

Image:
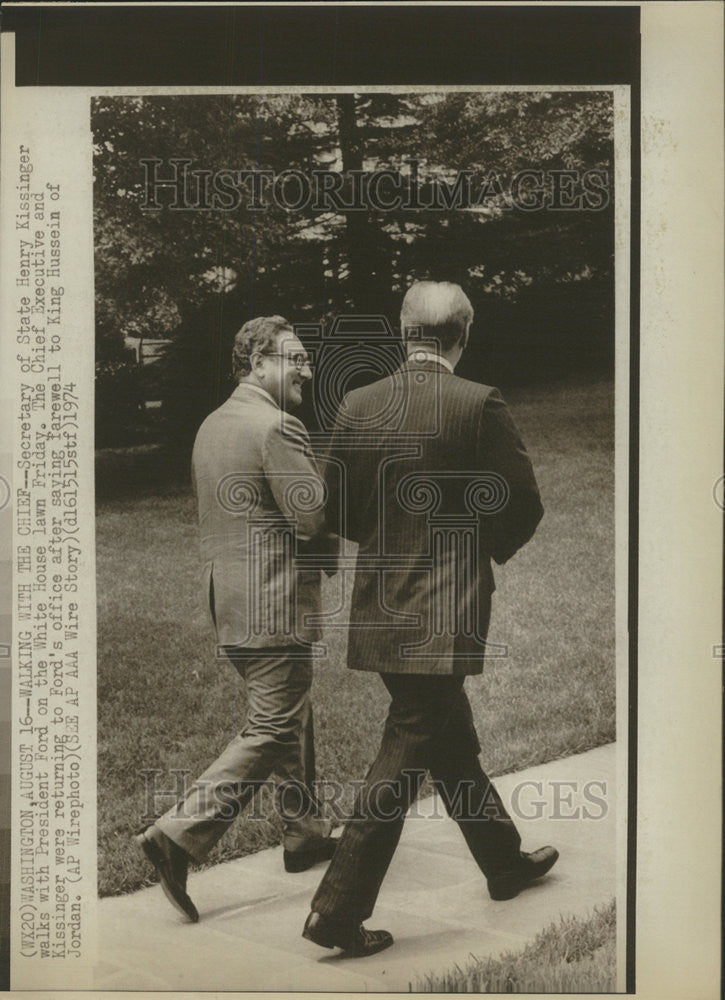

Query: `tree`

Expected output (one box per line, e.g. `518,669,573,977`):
92,90,615,448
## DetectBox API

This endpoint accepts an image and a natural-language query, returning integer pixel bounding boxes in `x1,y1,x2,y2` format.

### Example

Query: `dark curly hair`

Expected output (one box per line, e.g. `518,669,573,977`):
231,315,293,382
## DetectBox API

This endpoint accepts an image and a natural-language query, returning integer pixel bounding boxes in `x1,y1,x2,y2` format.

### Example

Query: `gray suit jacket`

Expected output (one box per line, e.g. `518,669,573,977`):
324,359,543,675
192,384,325,648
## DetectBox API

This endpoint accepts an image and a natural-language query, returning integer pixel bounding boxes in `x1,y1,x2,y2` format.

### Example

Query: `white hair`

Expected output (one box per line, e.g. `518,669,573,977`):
400,281,473,350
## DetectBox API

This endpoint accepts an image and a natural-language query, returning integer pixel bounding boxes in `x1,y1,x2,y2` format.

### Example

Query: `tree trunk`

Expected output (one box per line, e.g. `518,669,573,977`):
336,94,379,314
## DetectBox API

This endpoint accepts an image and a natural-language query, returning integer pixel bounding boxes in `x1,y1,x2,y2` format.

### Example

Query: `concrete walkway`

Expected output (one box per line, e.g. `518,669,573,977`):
95,744,617,992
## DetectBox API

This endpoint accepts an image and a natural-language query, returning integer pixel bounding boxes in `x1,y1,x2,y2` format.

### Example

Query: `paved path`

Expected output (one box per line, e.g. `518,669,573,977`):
95,743,617,992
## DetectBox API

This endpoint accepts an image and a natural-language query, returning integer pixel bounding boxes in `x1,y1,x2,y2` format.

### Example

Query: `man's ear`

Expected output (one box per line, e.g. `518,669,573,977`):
249,351,266,378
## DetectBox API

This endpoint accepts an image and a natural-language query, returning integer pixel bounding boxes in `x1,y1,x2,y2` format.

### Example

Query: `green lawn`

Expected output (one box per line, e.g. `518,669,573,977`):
414,899,616,992
96,378,615,896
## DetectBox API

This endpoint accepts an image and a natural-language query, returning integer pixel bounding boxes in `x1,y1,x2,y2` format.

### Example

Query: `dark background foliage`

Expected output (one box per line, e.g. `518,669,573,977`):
92,91,614,451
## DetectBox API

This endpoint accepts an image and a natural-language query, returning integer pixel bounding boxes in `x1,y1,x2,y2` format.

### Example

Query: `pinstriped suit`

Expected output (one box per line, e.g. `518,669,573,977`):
311,357,543,924
324,358,543,674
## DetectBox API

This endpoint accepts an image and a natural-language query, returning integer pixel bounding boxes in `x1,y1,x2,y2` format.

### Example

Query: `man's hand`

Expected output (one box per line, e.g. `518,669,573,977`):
298,530,340,577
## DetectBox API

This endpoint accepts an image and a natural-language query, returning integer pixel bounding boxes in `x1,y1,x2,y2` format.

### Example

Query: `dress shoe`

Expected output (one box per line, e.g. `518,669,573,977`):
136,825,199,922
487,846,559,901
283,836,338,873
303,911,393,957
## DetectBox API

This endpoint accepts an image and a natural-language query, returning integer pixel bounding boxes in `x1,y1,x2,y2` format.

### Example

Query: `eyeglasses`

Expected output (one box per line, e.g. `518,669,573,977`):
263,351,313,372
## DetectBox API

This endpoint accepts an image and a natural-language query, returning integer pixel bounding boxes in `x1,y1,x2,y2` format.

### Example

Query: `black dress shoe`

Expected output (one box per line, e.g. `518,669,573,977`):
136,825,199,922
303,911,394,957
283,836,338,873
487,846,559,901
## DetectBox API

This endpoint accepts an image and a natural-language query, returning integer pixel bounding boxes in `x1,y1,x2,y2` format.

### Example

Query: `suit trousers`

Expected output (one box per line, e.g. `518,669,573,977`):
157,646,332,862
311,673,521,925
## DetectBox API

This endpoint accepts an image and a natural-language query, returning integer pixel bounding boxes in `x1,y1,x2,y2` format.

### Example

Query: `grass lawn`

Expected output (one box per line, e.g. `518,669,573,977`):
414,899,616,992
96,378,615,896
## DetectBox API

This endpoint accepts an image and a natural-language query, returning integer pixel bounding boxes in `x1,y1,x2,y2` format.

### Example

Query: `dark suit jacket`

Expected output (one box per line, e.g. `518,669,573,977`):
323,358,543,675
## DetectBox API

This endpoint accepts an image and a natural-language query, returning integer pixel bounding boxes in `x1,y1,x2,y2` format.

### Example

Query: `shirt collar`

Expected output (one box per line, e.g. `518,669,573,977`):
405,350,454,374
233,382,279,408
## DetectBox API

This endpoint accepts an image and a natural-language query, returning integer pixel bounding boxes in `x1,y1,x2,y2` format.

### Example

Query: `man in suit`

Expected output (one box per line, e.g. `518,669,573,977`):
302,281,558,957
138,316,337,922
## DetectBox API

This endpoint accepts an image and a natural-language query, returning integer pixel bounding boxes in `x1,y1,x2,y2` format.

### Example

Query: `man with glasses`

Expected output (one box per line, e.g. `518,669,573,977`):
137,316,337,922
